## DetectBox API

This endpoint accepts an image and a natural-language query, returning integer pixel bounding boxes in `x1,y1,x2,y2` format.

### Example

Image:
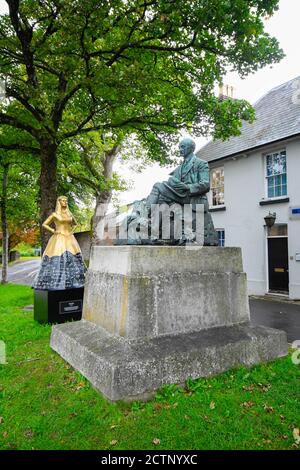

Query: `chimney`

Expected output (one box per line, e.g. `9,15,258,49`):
218,84,235,101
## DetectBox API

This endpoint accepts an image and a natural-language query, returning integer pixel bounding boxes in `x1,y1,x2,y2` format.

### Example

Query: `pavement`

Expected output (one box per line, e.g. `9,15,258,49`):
7,259,41,286
5,260,300,343
250,297,300,343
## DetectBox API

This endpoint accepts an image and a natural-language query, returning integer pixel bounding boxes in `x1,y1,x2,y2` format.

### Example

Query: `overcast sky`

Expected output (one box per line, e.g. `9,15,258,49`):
1,0,299,206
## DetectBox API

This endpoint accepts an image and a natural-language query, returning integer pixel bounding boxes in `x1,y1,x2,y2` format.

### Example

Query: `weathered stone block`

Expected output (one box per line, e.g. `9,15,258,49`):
83,246,250,339
51,320,287,401
50,246,288,401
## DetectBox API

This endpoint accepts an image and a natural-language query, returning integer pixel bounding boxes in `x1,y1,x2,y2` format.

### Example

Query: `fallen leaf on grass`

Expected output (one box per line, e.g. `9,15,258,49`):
263,439,272,445
242,385,255,392
263,404,274,413
110,440,118,446
75,382,86,391
292,428,300,445
8,443,17,449
209,401,215,410
258,383,272,392
241,401,254,408
0,417,4,424
152,438,161,445
24,429,34,439
3,432,8,438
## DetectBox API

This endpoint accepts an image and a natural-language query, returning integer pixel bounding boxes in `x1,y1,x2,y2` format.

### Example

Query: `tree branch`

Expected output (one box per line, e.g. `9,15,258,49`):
51,83,82,131
0,112,40,139
6,86,45,123
6,0,38,86
62,114,182,139
0,143,40,154
67,172,100,194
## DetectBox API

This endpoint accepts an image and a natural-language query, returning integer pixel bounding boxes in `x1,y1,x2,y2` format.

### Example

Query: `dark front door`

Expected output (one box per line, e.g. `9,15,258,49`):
268,237,289,293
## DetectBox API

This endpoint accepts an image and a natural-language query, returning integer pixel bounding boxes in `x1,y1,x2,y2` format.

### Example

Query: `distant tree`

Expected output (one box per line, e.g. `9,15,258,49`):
0,157,9,283
0,0,284,249
0,148,39,282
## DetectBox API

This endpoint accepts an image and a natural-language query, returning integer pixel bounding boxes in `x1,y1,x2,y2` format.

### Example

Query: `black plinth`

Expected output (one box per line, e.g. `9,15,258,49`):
34,287,84,324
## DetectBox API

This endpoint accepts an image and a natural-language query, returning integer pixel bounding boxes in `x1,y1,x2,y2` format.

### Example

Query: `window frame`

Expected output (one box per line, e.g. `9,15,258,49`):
210,166,225,208
264,149,287,200
216,229,225,247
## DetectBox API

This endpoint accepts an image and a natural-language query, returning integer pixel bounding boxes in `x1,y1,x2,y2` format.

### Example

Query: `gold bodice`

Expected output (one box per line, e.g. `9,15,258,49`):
53,214,74,235
42,212,82,257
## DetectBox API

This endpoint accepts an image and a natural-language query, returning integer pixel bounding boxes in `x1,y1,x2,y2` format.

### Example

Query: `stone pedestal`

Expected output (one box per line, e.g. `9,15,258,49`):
51,246,287,401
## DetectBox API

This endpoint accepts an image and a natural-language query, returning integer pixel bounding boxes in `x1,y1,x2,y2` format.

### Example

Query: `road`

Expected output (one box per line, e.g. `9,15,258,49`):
250,298,300,343
5,260,300,342
7,259,41,286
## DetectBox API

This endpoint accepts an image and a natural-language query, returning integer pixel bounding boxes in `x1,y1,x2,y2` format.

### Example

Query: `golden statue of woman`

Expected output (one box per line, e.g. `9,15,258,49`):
33,196,86,290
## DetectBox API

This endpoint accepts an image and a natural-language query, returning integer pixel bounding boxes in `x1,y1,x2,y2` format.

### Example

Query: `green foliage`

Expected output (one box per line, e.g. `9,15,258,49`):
0,0,285,239
0,284,299,450
0,0,284,155
14,242,36,256
0,144,39,248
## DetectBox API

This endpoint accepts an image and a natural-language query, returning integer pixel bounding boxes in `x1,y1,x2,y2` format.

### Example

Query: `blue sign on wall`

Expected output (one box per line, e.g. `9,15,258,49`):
290,206,300,219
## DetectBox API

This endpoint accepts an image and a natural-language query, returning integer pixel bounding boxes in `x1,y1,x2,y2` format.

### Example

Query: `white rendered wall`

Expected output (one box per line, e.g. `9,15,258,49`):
208,137,300,299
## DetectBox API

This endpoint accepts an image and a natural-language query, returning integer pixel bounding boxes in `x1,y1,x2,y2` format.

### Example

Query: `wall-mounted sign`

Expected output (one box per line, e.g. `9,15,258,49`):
290,206,300,219
295,253,300,262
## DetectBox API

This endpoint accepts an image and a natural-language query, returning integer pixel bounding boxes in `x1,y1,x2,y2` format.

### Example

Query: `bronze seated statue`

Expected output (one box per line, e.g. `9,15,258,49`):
116,137,218,246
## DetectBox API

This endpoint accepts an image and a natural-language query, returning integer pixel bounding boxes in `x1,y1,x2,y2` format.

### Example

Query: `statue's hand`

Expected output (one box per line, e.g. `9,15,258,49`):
172,181,189,191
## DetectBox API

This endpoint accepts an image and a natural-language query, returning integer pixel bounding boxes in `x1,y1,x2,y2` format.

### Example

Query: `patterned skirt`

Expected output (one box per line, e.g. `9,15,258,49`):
33,251,86,290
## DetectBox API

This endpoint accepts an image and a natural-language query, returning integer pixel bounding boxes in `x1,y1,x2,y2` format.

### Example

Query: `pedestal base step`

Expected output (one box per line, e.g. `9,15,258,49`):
50,320,287,401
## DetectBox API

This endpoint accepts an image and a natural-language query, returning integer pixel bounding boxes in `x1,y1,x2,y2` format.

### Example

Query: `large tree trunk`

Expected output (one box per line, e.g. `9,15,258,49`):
40,140,58,253
92,146,119,246
1,164,9,284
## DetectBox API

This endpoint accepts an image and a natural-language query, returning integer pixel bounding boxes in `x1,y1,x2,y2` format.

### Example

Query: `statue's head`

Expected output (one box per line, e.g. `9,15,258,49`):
56,196,68,210
179,137,196,158
55,196,72,217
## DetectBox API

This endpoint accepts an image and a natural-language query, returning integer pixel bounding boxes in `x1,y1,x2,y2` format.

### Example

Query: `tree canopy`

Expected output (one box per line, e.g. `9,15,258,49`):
0,0,284,247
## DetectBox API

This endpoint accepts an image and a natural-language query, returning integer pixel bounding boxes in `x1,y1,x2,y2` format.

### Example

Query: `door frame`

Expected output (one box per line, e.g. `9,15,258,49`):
266,233,289,295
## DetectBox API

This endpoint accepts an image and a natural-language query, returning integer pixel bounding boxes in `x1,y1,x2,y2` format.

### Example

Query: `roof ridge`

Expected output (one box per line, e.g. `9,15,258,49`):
197,75,300,162
253,74,300,106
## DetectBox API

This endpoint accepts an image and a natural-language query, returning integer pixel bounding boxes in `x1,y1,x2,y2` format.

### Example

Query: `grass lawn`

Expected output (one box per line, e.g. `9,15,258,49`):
0,284,299,450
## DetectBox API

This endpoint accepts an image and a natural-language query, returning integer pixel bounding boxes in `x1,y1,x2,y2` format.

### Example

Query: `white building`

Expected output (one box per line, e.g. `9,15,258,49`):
198,77,300,300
